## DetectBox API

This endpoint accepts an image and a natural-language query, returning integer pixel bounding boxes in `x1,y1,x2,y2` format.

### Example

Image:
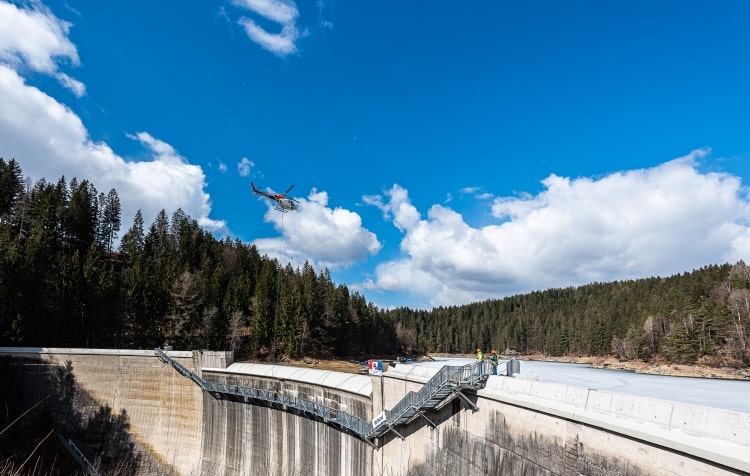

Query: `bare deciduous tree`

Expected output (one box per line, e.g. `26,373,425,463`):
642,315,666,357
727,288,749,358
227,310,247,353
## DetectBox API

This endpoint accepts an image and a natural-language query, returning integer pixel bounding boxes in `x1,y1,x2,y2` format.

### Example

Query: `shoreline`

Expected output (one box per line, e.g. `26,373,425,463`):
427,353,750,381
263,353,750,380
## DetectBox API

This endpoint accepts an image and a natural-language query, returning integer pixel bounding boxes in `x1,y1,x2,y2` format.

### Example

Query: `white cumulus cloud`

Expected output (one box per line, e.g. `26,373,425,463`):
361,151,750,308
234,0,298,23
0,2,85,96
0,4,226,241
251,187,382,270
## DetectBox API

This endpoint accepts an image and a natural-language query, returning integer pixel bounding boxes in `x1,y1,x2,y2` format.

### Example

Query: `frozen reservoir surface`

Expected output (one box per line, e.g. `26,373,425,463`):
398,358,750,414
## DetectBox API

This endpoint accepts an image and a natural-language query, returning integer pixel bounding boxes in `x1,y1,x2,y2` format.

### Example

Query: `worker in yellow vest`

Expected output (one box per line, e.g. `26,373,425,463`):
476,348,483,362
490,350,499,375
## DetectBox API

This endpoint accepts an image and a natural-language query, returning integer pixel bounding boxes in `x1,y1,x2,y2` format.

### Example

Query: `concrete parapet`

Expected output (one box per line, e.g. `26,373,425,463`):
0,346,193,358
197,350,233,369
669,402,750,445
482,374,750,474
212,362,372,396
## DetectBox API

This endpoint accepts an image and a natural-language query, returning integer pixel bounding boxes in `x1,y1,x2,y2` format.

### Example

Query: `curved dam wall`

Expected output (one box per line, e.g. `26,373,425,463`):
0,348,748,475
378,364,750,476
199,362,374,475
0,348,373,475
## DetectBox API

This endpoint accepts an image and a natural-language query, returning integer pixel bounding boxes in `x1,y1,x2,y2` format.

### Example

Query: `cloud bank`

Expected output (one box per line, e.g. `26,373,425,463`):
4,2,750,313
361,150,750,308
0,1,84,96
0,3,225,238
251,188,382,270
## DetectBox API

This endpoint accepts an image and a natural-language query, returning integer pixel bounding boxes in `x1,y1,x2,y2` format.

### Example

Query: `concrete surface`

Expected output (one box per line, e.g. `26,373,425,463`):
200,366,373,475
1,347,748,475
384,361,750,475
0,348,203,474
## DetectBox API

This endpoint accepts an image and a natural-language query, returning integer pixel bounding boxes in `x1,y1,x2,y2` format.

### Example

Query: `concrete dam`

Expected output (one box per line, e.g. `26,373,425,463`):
0,348,748,475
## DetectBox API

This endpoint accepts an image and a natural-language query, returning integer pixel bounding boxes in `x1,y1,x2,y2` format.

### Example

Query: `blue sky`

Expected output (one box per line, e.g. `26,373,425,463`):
2,0,750,309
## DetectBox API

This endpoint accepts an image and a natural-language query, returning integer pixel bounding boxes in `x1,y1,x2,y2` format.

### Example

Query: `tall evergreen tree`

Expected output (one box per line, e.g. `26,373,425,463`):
99,188,121,252
64,179,98,252
0,158,23,218
250,259,277,355
119,210,145,257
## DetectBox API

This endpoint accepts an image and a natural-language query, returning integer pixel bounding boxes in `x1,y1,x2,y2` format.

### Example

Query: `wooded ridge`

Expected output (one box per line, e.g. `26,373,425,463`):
1,158,748,368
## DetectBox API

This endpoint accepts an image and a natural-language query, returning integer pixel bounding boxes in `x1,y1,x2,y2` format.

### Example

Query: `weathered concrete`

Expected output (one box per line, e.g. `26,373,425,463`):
200,364,373,475
379,363,750,475
0,348,203,474
1,348,748,476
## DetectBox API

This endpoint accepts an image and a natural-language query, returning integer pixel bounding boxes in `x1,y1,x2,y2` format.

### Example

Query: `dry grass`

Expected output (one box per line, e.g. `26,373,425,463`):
281,358,365,373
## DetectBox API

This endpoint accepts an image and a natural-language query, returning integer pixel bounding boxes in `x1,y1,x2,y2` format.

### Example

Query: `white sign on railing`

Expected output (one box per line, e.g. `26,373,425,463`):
372,411,387,427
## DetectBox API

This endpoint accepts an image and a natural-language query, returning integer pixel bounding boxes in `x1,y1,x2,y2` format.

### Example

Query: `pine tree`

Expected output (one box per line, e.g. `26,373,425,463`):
119,210,144,257
99,188,121,252
0,158,24,219
250,259,277,356
661,315,699,364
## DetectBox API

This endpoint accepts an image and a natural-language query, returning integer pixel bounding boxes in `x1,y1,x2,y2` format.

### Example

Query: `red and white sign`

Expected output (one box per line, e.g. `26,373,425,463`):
368,359,383,376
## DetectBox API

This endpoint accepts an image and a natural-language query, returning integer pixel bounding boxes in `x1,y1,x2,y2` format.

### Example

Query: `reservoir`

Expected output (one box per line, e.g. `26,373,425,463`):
408,358,750,414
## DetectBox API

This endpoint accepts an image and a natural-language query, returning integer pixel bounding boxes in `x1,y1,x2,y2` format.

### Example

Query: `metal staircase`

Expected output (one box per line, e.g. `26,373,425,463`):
154,348,372,443
366,360,492,440
154,349,493,447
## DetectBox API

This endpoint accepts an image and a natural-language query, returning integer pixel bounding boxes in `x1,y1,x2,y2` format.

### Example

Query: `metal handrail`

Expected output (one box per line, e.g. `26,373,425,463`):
201,380,373,437
154,347,204,387
56,432,100,476
367,360,493,439
154,349,495,446
154,348,373,441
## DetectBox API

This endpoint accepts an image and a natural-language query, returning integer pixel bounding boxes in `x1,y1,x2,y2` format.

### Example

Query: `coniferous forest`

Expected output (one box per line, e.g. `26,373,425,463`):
0,158,748,366
0,158,398,358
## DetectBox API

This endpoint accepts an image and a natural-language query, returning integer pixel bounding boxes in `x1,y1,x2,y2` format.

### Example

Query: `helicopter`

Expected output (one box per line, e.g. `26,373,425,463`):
251,182,299,212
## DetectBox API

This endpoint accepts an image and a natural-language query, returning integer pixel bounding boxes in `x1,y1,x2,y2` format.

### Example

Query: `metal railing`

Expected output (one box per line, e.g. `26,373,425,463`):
154,349,495,446
200,380,372,437
367,360,493,439
154,347,204,387
154,348,373,442
56,432,100,476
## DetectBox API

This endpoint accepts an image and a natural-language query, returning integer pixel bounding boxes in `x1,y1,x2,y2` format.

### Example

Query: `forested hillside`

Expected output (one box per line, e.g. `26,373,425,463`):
389,263,750,366
1,157,748,367
0,158,398,358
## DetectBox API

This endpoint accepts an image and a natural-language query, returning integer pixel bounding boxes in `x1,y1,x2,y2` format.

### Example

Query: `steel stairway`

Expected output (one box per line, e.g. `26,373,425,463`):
154,348,493,447
366,360,493,440
154,348,372,443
